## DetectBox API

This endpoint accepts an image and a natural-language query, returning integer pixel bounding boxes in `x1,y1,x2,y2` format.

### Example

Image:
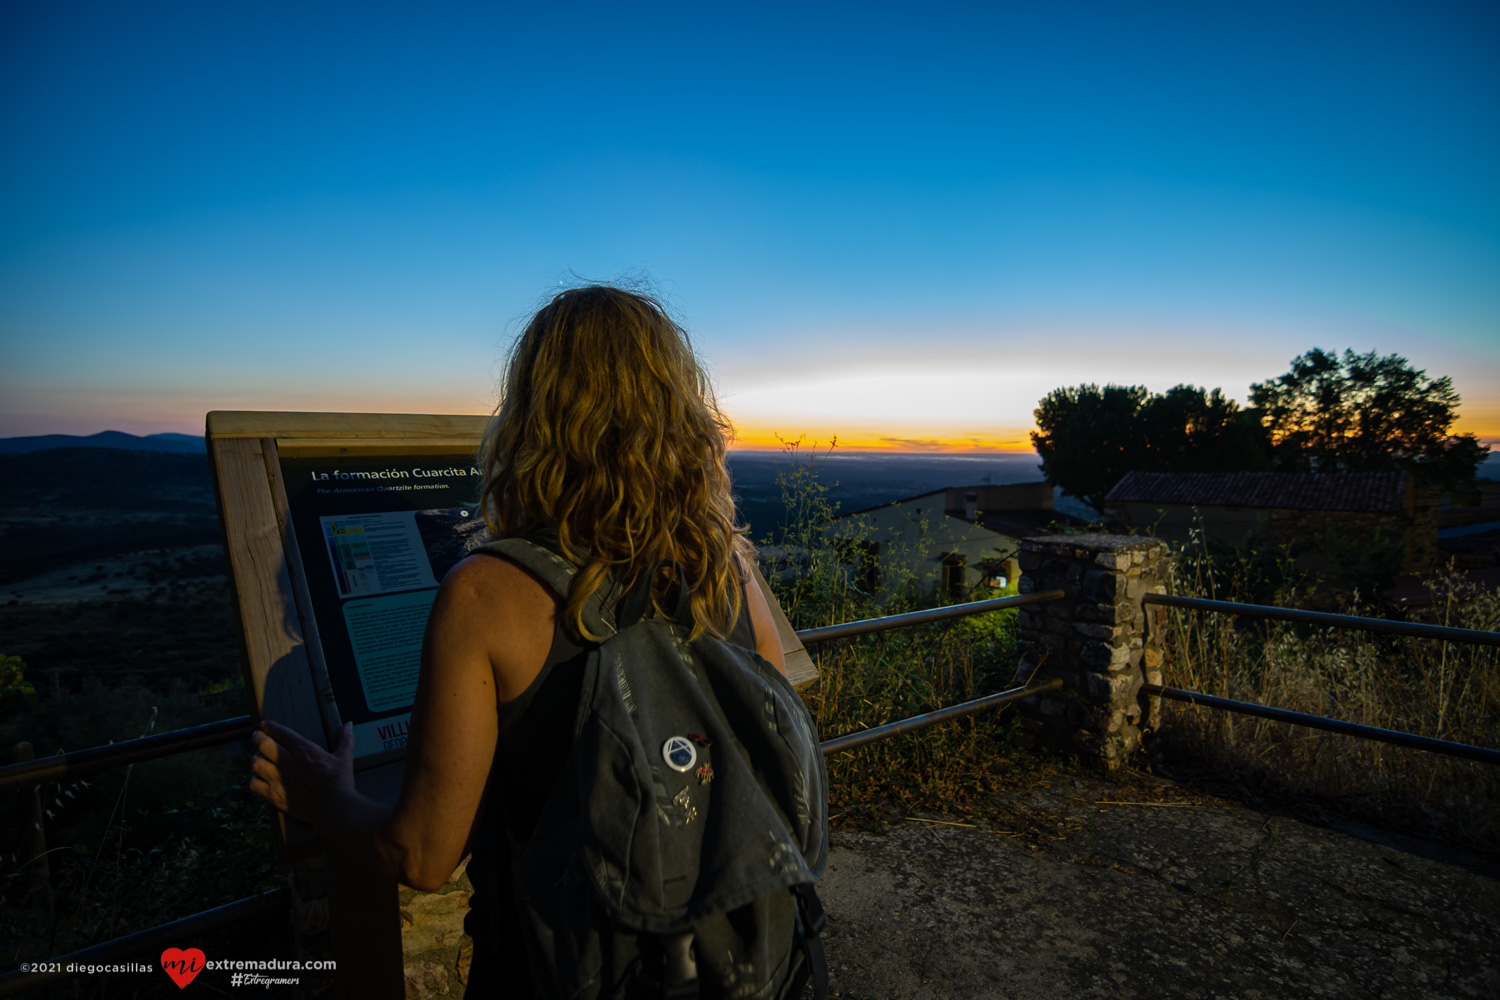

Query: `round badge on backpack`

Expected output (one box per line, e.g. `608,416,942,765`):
662,736,697,772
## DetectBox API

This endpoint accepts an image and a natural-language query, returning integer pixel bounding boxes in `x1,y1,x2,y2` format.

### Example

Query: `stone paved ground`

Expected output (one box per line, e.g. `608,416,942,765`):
817,777,1499,1000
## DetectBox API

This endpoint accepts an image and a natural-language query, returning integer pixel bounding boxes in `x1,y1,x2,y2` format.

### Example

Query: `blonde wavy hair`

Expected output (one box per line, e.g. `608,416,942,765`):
479,285,751,640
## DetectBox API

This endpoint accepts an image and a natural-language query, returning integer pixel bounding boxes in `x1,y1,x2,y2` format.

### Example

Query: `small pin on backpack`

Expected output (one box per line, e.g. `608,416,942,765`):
480,537,830,1000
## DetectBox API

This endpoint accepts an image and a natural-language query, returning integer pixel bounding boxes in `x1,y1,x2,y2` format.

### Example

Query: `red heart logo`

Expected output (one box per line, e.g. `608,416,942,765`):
160,948,206,989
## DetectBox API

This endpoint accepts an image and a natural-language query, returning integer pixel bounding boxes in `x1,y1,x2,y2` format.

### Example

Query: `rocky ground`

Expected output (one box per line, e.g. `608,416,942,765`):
819,774,1499,1000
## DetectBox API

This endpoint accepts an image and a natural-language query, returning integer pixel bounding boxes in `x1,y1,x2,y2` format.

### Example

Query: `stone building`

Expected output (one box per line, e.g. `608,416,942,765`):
830,482,1084,600
1103,470,1439,574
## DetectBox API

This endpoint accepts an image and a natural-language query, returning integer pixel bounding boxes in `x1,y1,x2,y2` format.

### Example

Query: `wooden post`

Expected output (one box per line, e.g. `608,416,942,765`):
330,854,404,999
208,417,424,1000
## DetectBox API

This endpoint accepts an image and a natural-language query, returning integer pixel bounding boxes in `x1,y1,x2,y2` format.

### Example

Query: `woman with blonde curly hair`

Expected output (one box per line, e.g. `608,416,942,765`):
249,285,785,995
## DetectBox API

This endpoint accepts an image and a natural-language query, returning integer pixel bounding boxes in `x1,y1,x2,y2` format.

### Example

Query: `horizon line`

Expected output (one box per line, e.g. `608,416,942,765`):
0,426,1044,456
5,427,1497,457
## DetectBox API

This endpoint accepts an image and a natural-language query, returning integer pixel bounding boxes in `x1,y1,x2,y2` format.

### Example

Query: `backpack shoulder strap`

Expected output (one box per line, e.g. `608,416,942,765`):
473,536,623,640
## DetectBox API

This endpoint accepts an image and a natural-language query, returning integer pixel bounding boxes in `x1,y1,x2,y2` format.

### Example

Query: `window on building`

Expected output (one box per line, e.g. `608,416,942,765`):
940,552,966,599
975,555,1013,591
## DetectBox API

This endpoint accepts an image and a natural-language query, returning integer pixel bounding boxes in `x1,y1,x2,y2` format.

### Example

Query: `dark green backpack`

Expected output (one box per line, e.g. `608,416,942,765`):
480,538,829,1000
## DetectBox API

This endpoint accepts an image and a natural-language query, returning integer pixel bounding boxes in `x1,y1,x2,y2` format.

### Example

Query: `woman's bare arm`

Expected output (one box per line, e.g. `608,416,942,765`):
250,554,555,891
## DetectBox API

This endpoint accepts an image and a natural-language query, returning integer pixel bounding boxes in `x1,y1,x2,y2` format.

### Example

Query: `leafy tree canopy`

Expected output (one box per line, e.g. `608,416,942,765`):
1031,384,1270,512
1248,348,1489,489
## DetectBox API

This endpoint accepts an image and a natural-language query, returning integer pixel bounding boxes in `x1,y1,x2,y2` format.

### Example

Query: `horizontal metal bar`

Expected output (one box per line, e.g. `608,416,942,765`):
1143,684,1500,766
1144,592,1500,648
820,678,1063,757
0,596,1065,792
0,716,255,793
0,887,290,997
796,590,1065,645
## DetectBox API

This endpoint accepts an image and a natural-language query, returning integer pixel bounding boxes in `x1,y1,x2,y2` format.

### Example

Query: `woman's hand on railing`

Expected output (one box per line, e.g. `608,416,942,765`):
248,720,355,824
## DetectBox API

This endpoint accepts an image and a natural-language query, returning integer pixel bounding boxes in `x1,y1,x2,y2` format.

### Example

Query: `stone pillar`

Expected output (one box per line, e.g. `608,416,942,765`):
289,855,474,997
1013,534,1168,768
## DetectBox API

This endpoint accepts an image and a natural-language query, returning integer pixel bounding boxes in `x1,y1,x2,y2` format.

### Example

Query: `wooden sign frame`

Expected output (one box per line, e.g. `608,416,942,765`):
206,410,815,997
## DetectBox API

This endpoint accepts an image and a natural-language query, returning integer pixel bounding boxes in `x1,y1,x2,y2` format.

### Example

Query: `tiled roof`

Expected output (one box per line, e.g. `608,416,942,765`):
1105,471,1409,514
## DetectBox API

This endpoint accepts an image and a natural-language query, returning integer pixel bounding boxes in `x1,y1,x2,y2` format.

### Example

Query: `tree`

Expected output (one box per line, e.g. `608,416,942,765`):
1248,349,1489,489
1031,384,1269,512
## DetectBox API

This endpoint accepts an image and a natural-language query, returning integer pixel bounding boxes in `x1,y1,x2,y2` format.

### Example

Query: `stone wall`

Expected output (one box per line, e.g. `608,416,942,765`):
1014,534,1168,768
287,855,475,999
1110,496,1441,577
400,861,474,1000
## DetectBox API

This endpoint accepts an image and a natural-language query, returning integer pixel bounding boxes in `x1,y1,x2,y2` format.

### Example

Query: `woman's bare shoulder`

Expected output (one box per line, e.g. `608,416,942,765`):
445,549,550,591
439,553,557,624
432,554,558,699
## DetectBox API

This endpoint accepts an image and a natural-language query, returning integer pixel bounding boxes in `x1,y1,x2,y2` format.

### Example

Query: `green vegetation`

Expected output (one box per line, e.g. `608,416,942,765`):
0,654,36,712
1250,348,1489,489
767,450,1498,851
1032,348,1490,513
759,446,1048,827
1031,384,1270,512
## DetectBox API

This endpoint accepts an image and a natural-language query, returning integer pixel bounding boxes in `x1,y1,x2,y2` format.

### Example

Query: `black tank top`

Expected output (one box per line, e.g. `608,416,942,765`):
462,571,759,997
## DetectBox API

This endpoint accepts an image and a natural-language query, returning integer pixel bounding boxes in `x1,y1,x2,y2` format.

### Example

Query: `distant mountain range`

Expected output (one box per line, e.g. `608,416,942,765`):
0,430,206,454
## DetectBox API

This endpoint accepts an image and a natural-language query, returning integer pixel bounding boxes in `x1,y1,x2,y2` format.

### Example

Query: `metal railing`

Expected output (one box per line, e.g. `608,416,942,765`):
0,591,1066,797
796,590,1063,644
11,581,1488,991
0,715,256,793
1144,592,1500,647
794,589,1067,756
1139,684,1500,765
820,678,1061,756
0,590,1047,989
1141,592,1500,766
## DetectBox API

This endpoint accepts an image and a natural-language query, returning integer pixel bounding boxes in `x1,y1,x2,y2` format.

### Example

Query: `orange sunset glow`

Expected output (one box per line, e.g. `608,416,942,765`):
727,426,1038,454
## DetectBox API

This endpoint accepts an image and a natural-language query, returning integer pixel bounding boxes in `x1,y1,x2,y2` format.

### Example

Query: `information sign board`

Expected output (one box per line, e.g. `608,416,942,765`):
207,410,814,774
278,453,486,758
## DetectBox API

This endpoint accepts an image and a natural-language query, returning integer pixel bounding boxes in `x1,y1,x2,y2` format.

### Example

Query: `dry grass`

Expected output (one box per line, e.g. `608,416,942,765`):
1155,539,1500,851
807,612,1033,823
768,455,1498,848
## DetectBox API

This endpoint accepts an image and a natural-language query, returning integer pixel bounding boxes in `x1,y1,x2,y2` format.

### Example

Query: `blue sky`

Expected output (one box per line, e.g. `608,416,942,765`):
2,1,1496,449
